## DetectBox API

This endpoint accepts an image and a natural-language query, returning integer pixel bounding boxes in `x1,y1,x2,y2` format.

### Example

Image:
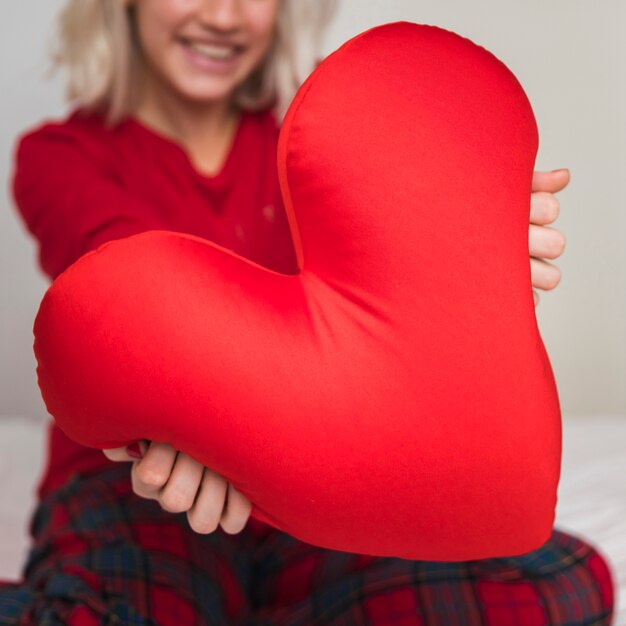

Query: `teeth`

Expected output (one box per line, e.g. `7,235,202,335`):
188,41,237,60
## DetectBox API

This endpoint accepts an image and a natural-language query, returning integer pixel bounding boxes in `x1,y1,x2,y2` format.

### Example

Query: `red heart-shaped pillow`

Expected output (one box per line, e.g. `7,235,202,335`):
33,22,561,561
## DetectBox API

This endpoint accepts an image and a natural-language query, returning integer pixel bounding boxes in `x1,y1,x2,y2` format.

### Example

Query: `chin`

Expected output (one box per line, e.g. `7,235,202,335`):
175,82,237,105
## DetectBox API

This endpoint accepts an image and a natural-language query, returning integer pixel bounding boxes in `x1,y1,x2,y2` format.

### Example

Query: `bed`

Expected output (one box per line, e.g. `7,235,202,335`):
1,413,624,624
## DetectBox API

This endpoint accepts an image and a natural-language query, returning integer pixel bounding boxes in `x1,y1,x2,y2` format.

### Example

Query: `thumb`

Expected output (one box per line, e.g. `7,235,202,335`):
103,439,149,462
103,446,135,462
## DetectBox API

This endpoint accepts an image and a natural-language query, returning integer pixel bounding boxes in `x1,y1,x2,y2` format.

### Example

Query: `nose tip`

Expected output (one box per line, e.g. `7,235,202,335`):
198,0,244,30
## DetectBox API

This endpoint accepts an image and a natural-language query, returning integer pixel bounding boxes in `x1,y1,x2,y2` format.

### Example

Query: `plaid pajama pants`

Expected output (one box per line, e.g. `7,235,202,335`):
0,462,615,626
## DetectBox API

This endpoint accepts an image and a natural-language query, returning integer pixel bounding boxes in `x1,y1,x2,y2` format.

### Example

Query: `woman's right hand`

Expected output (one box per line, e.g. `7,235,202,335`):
103,441,253,535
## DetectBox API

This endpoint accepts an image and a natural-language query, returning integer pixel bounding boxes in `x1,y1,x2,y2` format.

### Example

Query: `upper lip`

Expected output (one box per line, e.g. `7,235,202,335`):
179,36,244,49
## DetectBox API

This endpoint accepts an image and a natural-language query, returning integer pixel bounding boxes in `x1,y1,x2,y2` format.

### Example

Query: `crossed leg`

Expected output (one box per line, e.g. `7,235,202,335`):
249,525,615,626
0,462,258,626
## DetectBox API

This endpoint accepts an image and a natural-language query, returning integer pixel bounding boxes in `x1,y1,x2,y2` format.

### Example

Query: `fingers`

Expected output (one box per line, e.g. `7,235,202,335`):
530,257,562,291
131,441,178,499
186,468,229,534
529,223,567,260
123,441,253,536
159,452,205,513
530,190,560,225
531,168,571,194
219,483,253,535
528,176,567,303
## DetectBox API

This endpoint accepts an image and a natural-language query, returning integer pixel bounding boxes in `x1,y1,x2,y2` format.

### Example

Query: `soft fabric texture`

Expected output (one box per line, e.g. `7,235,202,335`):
0,461,615,625
32,22,562,560
1,415,619,624
12,104,293,500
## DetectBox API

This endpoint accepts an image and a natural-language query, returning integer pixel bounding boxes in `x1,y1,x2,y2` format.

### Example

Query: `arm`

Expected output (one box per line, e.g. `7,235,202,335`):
12,127,165,281
13,125,252,534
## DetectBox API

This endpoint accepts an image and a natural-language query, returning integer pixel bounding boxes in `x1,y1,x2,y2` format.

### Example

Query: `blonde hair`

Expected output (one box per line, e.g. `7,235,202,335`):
46,0,338,128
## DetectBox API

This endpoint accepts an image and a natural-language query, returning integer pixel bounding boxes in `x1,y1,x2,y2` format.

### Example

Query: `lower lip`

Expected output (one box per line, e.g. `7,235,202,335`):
178,40,242,75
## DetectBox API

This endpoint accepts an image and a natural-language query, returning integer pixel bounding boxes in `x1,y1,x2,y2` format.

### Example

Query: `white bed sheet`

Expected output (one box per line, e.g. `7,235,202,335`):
0,413,624,624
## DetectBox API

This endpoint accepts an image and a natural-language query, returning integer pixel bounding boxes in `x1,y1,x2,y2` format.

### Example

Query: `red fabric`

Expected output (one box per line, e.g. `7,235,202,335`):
31,22,562,561
0,462,616,624
12,100,296,501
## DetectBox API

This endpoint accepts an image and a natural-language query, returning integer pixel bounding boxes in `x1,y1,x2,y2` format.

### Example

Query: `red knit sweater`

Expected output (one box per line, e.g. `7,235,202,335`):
11,105,297,500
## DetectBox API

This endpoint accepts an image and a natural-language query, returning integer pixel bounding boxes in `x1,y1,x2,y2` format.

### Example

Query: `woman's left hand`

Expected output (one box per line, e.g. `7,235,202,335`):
529,168,570,306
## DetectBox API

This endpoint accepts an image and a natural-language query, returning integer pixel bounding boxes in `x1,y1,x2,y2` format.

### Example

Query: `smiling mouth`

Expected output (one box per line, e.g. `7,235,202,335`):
178,38,243,61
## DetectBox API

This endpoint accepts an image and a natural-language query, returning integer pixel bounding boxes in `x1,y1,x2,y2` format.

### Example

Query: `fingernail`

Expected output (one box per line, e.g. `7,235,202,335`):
126,442,143,459
551,168,568,174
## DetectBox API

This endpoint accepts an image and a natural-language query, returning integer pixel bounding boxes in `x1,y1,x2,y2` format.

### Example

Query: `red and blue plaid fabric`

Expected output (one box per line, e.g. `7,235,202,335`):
0,463,615,625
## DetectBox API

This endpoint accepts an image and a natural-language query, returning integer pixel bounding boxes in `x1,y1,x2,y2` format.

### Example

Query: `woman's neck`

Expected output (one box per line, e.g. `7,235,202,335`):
133,70,241,175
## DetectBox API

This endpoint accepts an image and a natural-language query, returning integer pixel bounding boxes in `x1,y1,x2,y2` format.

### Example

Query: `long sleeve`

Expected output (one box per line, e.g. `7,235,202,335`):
12,107,293,503
11,126,165,281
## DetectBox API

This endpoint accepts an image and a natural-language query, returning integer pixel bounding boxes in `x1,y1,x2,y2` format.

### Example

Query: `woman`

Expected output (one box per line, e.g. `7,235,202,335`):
0,1,615,624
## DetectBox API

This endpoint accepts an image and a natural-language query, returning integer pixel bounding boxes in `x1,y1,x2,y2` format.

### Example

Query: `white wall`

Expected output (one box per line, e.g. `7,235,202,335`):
1,0,624,420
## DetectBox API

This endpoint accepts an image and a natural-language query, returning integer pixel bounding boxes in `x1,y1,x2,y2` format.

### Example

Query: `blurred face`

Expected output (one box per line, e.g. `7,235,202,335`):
128,0,280,106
